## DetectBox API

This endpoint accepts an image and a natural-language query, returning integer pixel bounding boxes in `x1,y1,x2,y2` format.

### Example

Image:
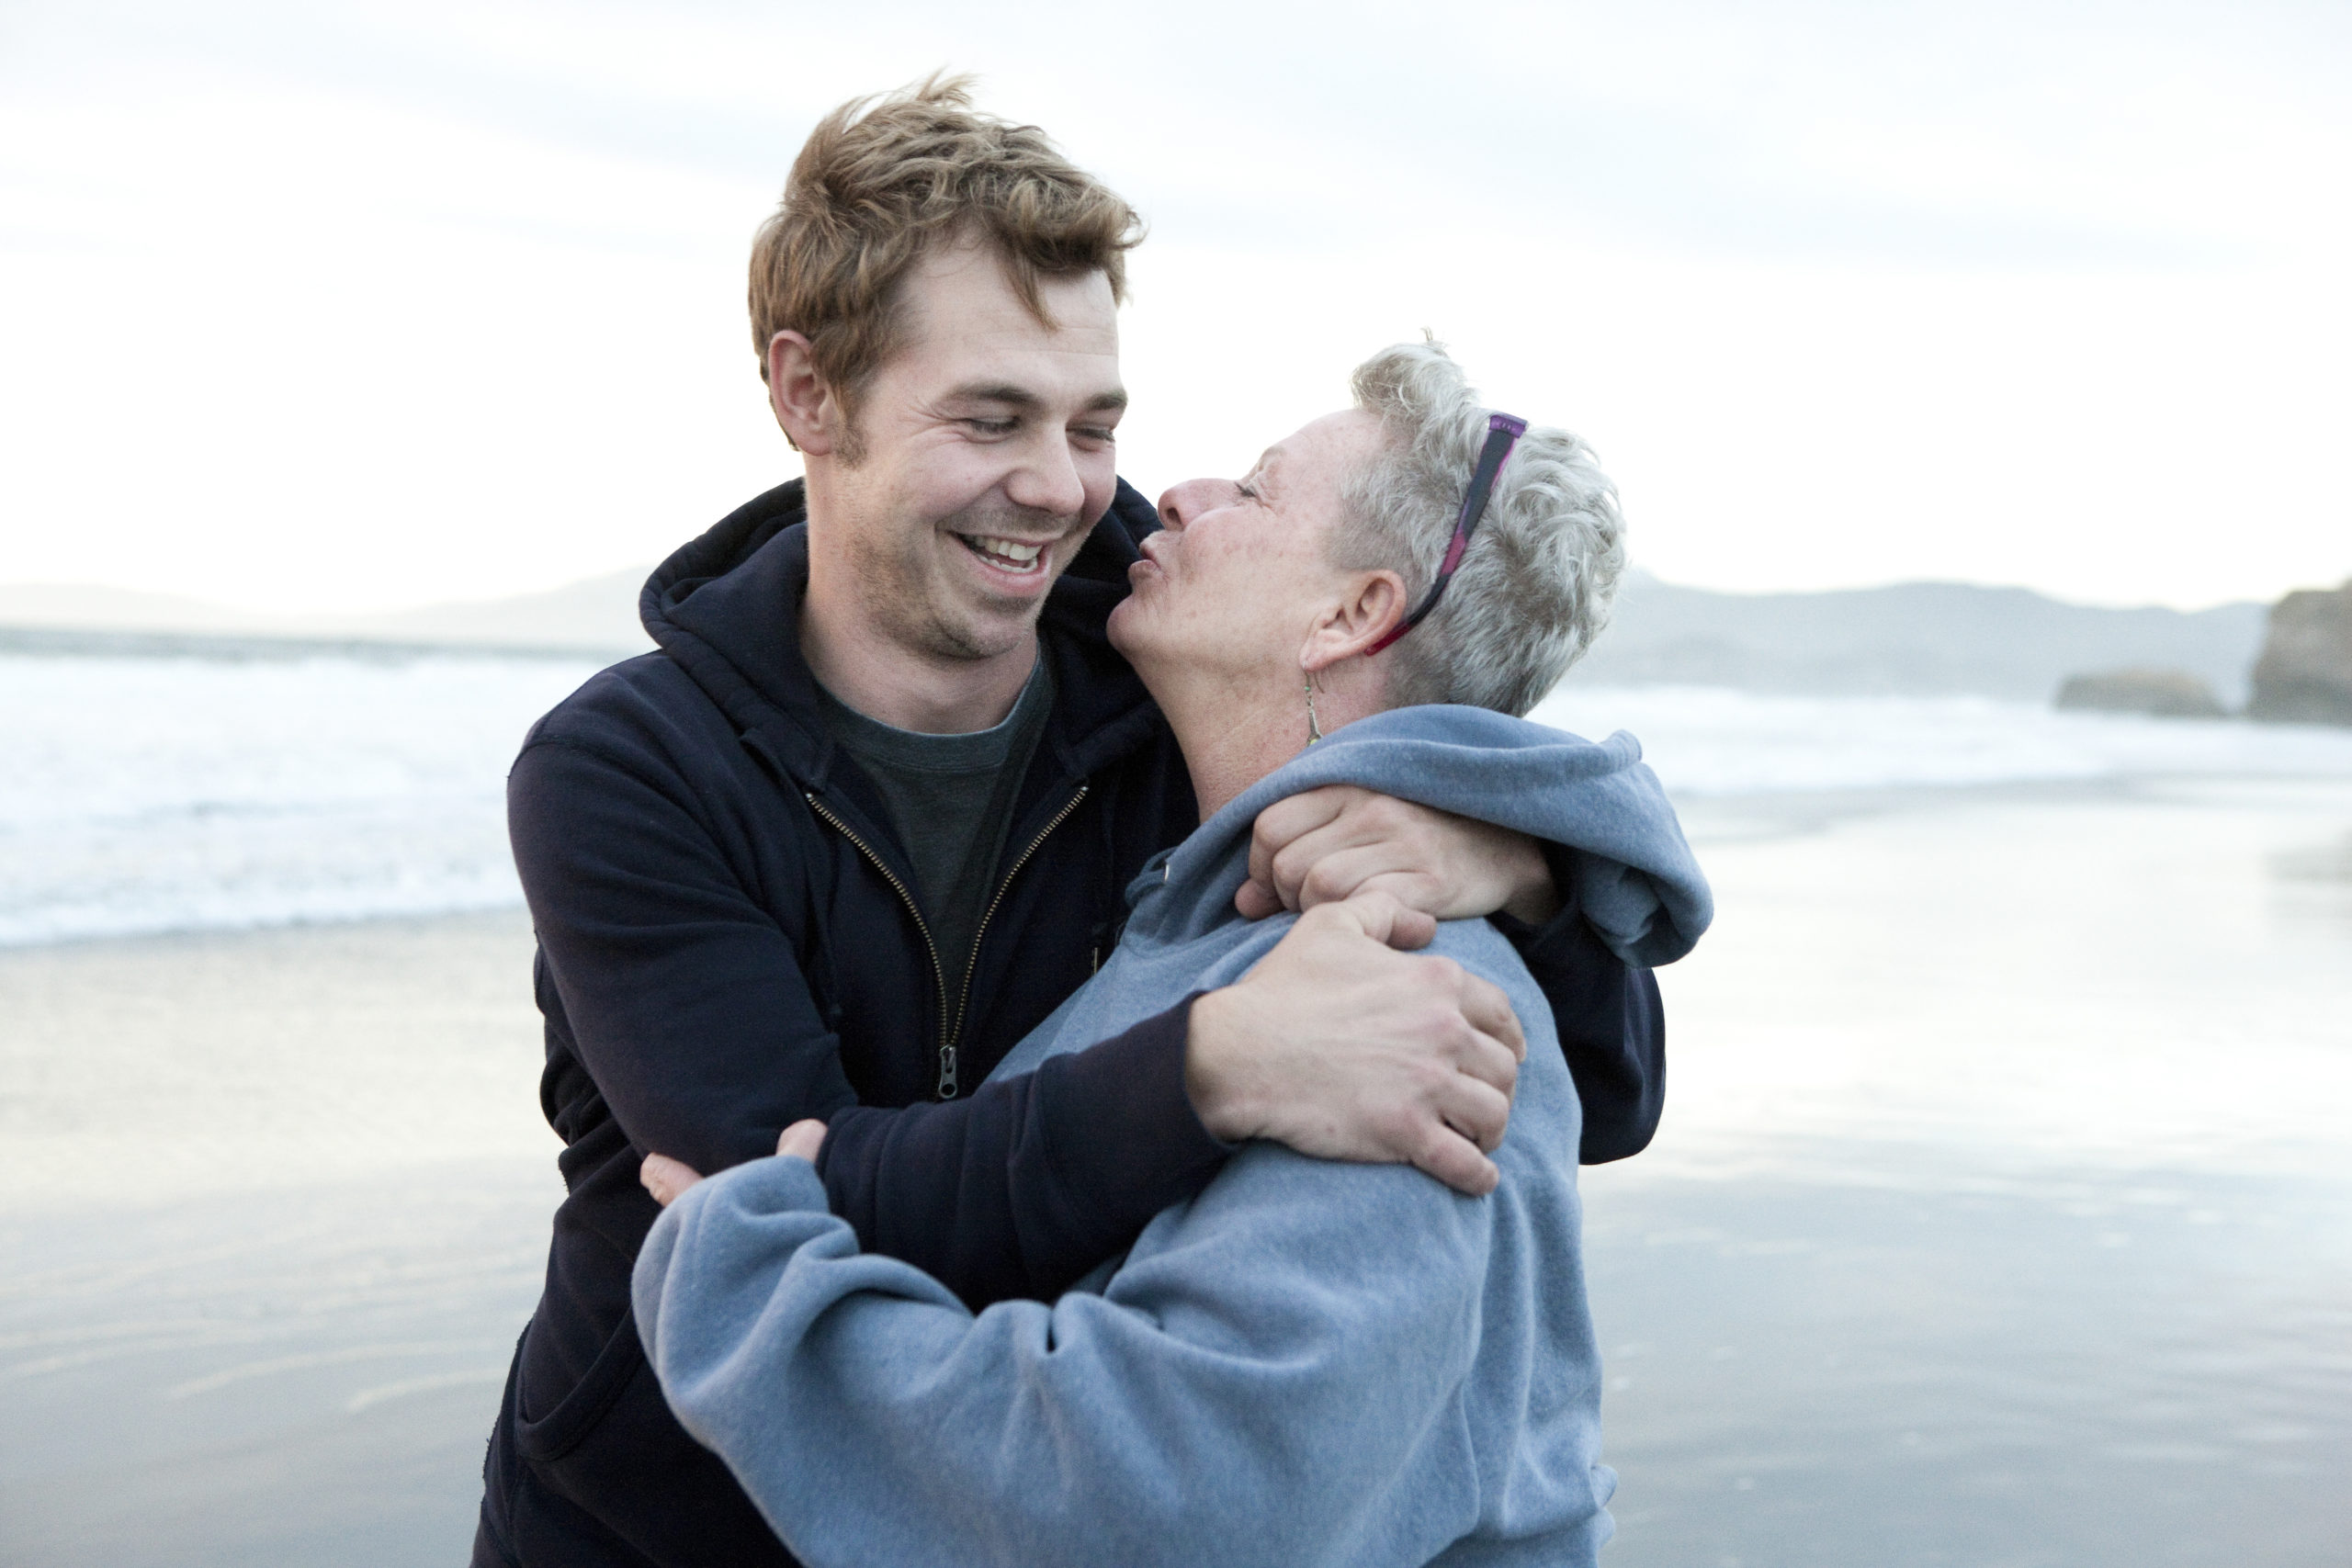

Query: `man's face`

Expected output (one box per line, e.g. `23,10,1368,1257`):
1109,409,1387,686
814,243,1125,664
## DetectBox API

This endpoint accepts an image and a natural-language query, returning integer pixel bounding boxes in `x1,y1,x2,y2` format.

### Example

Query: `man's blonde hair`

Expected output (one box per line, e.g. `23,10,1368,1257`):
750,74,1144,440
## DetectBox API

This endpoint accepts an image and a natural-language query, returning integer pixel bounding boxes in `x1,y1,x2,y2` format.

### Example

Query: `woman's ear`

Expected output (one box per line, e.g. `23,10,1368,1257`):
766,331,842,457
1300,570,1409,672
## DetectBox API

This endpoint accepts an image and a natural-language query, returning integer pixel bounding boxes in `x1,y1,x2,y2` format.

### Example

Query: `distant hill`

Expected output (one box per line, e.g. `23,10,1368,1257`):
0,569,657,657
0,583,296,637
1566,574,2269,705
348,568,653,651
0,569,2273,704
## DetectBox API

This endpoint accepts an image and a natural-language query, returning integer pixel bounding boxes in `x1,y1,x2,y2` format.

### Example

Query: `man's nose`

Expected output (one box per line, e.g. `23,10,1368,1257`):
1005,433,1089,521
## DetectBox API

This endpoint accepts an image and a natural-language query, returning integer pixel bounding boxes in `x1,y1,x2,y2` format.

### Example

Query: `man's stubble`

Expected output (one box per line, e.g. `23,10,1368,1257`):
841,493,1091,666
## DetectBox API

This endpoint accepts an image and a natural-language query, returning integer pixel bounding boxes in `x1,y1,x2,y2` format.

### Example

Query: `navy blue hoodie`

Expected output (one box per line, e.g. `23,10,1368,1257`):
472,479,1666,1568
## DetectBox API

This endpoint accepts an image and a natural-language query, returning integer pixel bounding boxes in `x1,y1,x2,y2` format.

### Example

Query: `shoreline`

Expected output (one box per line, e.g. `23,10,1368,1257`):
7,766,2348,957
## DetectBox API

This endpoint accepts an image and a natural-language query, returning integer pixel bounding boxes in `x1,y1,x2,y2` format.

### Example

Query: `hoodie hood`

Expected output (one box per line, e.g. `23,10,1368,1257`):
1136,705,1712,968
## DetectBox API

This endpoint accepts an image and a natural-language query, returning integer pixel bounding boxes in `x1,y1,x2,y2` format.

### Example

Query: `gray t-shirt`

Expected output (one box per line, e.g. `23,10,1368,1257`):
814,658,1056,1005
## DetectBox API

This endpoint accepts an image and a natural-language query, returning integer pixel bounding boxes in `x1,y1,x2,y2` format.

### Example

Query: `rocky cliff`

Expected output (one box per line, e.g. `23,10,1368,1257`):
2246,580,2352,726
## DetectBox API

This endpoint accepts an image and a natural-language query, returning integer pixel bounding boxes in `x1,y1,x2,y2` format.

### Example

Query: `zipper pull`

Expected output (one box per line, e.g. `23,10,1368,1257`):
936,1043,960,1100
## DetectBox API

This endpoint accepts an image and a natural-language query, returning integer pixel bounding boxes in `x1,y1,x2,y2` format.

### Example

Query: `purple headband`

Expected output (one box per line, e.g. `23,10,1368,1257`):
1364,412,1528,656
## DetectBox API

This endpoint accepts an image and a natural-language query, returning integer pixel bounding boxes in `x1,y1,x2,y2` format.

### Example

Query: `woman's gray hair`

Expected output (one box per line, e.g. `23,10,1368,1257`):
1333,341,1626,716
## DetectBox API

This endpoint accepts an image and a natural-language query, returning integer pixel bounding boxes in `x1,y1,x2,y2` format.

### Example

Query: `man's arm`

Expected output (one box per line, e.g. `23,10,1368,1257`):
1493,854,1666,1164
815,1004,1226,1310
511,735,859,1177
515,736,1523,1308
818,896,1525,1307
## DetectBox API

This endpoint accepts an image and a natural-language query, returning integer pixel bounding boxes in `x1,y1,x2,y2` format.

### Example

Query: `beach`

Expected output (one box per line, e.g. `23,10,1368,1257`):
0,910,557,1564
3,661,2349,1563
1587,775,2352,1567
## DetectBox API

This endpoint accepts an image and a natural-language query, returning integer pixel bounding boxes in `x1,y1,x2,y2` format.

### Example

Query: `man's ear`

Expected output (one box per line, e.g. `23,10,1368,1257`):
766,331,842,457
1301,570,1409,672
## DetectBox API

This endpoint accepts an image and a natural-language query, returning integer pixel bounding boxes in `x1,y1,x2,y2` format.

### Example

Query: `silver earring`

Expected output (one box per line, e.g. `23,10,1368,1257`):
1304,671,1324,744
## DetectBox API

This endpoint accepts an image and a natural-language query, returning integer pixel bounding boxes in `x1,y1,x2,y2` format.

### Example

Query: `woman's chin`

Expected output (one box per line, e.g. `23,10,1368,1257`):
1105,607,1176,691
1109,584,1177,640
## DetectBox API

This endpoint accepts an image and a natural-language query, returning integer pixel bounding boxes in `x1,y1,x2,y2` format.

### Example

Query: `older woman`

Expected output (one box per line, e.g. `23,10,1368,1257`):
631,343,1712,1567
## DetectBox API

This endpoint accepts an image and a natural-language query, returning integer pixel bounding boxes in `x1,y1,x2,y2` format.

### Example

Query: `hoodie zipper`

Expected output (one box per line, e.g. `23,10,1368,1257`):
949,785,1090,1058
807,784,1089,1100
803,793,953,1095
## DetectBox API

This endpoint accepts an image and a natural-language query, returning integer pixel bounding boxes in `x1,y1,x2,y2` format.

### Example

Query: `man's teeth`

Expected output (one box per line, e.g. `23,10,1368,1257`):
960,536,1045,569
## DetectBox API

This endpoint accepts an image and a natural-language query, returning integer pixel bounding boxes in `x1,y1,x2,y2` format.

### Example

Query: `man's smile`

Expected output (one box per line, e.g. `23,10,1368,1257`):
954,533,1050,572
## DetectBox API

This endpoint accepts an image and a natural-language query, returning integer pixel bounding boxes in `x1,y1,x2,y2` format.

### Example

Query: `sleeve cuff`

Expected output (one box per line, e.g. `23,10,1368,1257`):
1490,840,1584,962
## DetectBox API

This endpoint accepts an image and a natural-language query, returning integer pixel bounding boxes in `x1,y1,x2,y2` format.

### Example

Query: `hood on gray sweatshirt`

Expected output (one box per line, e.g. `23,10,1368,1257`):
1142,703,1710,967
635,705,1711,1568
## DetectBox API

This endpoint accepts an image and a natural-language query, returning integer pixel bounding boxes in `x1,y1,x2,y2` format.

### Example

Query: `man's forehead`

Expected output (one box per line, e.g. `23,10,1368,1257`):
902,245,1117,348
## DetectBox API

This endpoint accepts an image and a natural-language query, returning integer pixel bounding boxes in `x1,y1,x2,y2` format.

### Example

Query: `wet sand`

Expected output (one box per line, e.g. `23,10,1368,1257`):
2,778,2347,1564
0,911,558,1564
1590,774,2352,1567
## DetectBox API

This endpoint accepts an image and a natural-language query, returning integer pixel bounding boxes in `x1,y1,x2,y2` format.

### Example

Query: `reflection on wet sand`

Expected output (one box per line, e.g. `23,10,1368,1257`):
1591,775,2352,1567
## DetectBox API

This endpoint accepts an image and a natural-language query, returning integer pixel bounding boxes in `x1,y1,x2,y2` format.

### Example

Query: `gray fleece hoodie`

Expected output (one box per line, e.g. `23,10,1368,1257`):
633,705,1712,1568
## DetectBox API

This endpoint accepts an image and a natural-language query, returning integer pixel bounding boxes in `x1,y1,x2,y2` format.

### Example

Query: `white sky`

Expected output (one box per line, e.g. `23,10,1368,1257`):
2,0,2346,614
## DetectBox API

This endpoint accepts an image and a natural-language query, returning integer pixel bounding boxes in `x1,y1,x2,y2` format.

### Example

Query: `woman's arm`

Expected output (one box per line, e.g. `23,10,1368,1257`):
634,1147,1491,1568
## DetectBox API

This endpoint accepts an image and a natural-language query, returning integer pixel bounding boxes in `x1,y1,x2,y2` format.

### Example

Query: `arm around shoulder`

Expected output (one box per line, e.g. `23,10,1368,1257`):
1491,845,1667,1163
817,996,1229,1307
634,1144,1492,1568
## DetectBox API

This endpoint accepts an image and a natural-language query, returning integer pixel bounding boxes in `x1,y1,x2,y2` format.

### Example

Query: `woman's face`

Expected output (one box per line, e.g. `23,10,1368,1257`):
1108,409,1387,689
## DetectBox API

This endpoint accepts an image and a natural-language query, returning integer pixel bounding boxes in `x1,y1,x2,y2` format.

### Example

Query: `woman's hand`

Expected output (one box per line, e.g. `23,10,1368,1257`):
1238,784,1560,925
775,1119,828,1162
639,1120,830,1209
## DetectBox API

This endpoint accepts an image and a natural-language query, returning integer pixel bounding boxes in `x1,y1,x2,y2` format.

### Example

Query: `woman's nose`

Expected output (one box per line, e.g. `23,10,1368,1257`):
1156,477,1235,531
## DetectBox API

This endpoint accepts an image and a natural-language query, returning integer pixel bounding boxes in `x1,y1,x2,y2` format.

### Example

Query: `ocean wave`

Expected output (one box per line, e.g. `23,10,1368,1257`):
0,651,605,945
8,656,2352,946
1530,685,2352,796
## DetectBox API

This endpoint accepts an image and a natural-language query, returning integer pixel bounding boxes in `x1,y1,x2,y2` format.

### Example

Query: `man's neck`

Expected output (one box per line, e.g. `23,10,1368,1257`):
799,590,1035,734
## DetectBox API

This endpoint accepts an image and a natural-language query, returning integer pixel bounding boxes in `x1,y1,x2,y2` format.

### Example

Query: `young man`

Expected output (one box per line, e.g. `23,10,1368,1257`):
472,79,1664,1568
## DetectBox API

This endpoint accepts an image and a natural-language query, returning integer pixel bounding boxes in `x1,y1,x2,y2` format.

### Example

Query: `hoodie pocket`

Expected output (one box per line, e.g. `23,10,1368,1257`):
514,1303,646,1465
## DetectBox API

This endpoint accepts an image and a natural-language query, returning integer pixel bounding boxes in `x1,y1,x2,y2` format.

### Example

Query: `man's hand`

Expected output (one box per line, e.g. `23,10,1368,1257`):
1186,890,1528,1196
639,1121,828,1209
1239,784,1560,926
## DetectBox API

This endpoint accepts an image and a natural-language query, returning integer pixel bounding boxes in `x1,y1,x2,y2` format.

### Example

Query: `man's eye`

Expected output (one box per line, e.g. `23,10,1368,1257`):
967,418,1017,436
1075,425,1117,445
